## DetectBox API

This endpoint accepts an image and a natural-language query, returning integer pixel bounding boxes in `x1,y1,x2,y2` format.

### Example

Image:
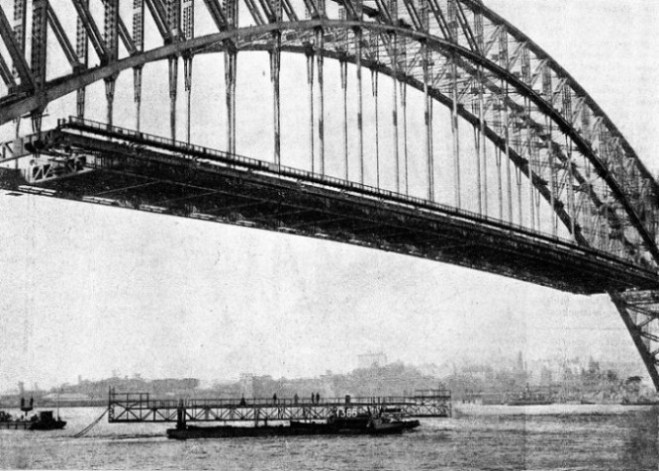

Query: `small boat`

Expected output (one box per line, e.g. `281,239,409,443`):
0,410,66,431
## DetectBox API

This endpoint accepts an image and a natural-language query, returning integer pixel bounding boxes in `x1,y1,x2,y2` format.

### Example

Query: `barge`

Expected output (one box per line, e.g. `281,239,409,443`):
167,413,420,440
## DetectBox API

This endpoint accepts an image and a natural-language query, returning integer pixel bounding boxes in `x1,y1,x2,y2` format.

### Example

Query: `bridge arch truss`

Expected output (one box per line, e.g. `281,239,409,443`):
1,0,658,388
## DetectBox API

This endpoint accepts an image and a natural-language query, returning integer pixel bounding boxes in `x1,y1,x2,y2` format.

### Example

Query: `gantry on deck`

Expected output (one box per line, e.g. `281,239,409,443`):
0,117,656,295
108,388,452,423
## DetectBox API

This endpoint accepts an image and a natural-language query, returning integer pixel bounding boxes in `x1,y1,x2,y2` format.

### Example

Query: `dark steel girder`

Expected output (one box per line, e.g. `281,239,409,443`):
399,0,423,31
70,0,109,63
0,51,15,88
145,0,174,41
95,180,159,196
0,19,656,268
454,0,479,52
7,130,654,295
610,291,659,391
0,22,575,240
291,215,346,230
0,60,610,269
46,4,81,69
462,0,659,198
0,5,33,89
250,207,312,224
96,1,136,54
88,169,264,215
12,120,573,257
117,14,137,55
31,120,659,283
202,0,228,31
256,0,275,23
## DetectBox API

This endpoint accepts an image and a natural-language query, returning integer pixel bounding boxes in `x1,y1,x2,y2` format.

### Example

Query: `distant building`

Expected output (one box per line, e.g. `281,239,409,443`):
515,351,526,372
319,370,336,397
239,374,254,397
358,352,387,369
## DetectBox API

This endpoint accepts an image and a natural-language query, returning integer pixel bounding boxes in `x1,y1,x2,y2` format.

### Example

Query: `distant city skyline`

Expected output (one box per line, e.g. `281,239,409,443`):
0,348,648,395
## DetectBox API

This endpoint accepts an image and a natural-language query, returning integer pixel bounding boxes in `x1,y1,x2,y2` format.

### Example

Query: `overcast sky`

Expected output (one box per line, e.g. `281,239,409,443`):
1,0,658,392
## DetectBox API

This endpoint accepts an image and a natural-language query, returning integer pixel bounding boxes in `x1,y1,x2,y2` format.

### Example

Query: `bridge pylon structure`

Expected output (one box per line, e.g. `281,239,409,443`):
1,0,659,389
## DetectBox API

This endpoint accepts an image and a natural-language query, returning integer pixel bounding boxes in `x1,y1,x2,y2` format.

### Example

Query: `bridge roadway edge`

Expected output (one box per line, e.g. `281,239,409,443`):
1,123,657,297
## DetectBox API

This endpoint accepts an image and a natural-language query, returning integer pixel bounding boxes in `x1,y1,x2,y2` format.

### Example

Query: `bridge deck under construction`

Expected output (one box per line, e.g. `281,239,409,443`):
108,389,452,423
1,118,656,295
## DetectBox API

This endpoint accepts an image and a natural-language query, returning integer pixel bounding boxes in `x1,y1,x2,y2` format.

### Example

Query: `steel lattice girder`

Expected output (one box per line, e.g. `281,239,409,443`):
0,0,655,235
0,8,657,271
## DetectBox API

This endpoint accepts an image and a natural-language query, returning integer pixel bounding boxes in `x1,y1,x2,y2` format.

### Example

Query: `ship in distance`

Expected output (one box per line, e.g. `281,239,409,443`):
507,386,554,406
0,397,66,431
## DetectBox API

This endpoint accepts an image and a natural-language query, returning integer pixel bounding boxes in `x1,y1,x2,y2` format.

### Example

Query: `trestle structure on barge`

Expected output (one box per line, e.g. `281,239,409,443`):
108,387,451,425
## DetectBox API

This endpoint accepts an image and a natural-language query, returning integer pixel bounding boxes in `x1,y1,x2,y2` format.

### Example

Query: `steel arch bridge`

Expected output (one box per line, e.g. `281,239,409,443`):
1,0,659,389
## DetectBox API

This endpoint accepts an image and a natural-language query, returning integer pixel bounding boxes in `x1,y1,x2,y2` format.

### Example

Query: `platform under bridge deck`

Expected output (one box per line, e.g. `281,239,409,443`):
108,390,452,423
0,118,657,295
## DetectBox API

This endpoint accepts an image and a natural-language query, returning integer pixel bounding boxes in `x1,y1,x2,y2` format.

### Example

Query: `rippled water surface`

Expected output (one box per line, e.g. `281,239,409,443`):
0,405,657,470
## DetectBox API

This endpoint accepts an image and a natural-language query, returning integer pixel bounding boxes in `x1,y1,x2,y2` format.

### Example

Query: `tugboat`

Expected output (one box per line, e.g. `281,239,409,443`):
0,397,66,430
27,411,67,430
291,411,420,435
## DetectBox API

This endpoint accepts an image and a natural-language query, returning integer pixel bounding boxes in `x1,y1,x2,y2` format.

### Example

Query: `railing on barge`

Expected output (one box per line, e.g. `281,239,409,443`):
108,388,452,423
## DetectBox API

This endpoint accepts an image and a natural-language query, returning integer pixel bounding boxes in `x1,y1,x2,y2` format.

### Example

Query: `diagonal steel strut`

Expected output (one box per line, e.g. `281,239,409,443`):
610,290,659,391
0,5,33,89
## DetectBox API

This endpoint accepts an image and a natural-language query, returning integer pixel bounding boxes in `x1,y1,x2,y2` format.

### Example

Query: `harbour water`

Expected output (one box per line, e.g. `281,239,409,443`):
0,405,657,470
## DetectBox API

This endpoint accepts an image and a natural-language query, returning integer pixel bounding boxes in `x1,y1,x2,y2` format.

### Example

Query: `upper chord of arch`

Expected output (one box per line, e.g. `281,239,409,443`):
0,1,657,271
